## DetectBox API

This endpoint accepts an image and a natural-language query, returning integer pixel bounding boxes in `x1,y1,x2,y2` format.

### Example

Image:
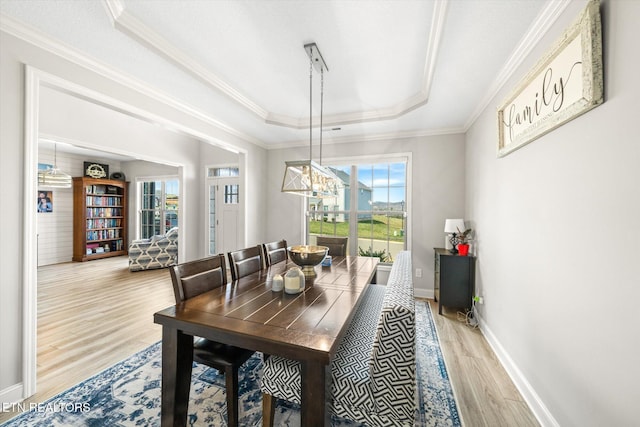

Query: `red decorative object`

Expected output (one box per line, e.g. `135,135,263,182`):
457,244,470,256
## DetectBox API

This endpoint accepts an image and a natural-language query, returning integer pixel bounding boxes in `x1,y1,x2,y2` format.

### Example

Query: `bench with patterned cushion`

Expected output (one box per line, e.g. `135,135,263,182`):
260,251,415,426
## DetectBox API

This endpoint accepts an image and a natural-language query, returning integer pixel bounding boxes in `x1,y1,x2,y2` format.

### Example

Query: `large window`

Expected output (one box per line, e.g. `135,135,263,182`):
307,160,407,261
139,179,179,238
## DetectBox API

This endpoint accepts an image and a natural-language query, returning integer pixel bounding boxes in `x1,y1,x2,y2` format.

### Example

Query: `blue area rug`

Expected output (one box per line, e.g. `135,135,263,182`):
2,301,460,426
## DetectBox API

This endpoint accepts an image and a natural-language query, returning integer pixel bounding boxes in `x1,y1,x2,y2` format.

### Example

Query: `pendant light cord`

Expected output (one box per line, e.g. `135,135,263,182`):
320,67,324,166
309,48,313,163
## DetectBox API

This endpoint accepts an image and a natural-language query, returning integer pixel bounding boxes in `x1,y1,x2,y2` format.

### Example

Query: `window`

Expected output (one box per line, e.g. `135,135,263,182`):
208,167,239,177
139,179,179,239
307,160,407,261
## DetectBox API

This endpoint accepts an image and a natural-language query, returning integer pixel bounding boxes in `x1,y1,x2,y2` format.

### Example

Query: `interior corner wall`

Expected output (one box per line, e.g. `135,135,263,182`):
465,1,639,425
265,133,466,298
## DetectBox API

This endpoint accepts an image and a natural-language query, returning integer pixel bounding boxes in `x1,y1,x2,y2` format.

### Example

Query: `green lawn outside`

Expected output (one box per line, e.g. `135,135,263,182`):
309,214,405,242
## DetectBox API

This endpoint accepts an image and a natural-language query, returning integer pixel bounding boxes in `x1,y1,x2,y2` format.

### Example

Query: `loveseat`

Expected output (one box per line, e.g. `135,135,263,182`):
128,227,178,271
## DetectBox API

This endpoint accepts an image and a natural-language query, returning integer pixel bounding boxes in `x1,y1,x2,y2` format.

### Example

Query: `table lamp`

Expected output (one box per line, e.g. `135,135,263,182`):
444,219,466,254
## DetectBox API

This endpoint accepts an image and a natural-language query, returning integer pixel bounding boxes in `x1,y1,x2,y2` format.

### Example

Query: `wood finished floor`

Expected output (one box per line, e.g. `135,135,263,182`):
1,256,538,426
428,301,539,427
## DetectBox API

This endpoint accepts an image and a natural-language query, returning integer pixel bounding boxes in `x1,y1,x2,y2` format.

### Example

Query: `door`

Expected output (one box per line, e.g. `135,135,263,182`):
207,177,240,255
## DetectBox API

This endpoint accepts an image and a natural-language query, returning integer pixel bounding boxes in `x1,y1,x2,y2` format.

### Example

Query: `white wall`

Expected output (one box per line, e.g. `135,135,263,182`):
0,30,267,401
266,133,466,297
465,1,639,425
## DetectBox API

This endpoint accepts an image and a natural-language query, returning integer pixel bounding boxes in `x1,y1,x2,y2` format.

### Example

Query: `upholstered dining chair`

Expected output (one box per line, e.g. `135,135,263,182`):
315,236,348,256
228,245,264,281
262,239,288,267
169,255,255,427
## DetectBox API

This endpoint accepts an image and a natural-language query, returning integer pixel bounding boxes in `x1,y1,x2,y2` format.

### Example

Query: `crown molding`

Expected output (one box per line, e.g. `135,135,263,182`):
423,0,448,103
103,0,448,129
463,0,572,131
103,0,267,120
266,126,465,150
0,12,265,148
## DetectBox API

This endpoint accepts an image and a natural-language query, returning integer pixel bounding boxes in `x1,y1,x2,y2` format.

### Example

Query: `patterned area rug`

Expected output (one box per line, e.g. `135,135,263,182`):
2,301,460,426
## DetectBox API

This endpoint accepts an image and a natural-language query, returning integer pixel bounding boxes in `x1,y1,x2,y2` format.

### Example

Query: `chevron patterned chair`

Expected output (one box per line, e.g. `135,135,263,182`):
128,227,178,271
260,251,416,427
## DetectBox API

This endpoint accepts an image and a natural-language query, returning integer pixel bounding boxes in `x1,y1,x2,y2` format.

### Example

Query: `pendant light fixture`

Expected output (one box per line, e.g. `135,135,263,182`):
38,142,72,188
281,43,342,197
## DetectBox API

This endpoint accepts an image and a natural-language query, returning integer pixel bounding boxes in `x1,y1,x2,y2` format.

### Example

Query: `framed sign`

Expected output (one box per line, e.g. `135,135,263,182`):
84,162,109,179
497,0,603,158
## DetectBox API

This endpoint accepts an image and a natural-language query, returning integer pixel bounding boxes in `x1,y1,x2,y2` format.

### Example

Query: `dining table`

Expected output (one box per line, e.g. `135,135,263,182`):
153,255,379,427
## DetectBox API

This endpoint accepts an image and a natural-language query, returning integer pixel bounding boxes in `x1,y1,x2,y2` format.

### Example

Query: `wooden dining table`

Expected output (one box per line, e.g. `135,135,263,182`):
153,255,379,427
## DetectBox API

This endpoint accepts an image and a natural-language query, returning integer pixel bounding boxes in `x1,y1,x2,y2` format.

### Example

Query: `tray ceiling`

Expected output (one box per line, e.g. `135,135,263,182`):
0,0,564,147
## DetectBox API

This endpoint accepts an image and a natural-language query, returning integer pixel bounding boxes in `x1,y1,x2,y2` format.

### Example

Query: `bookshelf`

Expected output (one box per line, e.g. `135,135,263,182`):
72,177,129,262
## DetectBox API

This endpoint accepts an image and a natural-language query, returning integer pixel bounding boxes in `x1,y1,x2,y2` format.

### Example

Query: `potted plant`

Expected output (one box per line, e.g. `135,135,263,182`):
456,227,473,256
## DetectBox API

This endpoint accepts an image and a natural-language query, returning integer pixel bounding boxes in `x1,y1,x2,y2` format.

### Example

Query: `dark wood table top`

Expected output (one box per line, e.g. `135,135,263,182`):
154,256,379,363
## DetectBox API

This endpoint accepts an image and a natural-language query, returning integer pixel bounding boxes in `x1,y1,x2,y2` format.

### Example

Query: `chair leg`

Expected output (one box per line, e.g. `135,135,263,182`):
225,366,240,427
262,393,276,427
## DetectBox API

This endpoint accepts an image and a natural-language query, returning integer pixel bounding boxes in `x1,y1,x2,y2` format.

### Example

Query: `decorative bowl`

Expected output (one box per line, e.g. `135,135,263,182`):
287,245,329,278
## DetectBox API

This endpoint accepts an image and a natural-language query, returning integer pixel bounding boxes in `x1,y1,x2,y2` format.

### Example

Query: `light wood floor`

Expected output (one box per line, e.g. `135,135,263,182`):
1,257,538,426
429,301,539,427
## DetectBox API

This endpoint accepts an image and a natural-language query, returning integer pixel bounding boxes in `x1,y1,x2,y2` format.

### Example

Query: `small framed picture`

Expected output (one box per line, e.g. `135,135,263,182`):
37,190,53,213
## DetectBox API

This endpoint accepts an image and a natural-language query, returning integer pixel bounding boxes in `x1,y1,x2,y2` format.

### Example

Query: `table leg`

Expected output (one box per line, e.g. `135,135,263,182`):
301,360,331,427
160,326,193,427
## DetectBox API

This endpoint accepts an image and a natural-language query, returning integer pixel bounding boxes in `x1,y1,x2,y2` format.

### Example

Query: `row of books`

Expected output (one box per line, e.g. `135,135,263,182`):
86,239,124,254
86,196,122,206
86,218,122,229
85,185,121,195
86,229,122,241
86,207,122,218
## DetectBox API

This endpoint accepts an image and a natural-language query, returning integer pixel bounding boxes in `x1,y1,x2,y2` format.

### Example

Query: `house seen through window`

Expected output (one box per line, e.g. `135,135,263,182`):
307,161,407,261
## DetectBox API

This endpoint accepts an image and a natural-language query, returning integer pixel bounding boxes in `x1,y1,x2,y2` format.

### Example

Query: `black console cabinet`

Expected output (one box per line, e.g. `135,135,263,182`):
434,248,476,315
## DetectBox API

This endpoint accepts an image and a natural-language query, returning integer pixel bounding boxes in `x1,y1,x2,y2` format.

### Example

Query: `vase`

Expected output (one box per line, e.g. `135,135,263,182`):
457,244,470,256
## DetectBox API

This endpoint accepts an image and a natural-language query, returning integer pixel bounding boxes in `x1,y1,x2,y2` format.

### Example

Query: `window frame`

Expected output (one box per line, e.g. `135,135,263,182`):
136,176,179,239
305,153,411,259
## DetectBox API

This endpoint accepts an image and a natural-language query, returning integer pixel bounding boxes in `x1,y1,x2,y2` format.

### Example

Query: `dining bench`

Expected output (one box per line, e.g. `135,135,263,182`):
260,251,416,426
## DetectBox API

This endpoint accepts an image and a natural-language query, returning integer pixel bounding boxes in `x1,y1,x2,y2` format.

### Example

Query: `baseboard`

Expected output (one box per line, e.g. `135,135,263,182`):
414,288,433,299
477,314,560,427
0,382,24,406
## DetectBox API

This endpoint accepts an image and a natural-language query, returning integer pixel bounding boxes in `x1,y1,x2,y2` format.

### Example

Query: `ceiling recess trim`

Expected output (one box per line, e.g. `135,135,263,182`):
103,0,448,129
463,0,572,131
0,12,264,148
103,0,267,120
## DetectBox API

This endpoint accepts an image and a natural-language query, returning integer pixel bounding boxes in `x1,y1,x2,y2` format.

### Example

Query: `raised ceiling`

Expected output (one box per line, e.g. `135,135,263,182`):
0,0,567,148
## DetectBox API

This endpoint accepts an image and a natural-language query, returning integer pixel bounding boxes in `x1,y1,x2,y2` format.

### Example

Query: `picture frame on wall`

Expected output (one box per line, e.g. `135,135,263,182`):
37,190,53,213
497,0,603,158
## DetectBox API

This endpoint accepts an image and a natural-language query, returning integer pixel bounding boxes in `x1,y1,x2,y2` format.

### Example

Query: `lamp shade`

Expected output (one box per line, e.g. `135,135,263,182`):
282,160,342,197
38,168,72,188
444,219,465,234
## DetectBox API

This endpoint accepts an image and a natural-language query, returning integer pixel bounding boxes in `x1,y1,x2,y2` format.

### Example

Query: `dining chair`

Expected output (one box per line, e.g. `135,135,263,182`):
262,239,288,267
169,255,255,427
228,245,264,281
315,236,348,256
